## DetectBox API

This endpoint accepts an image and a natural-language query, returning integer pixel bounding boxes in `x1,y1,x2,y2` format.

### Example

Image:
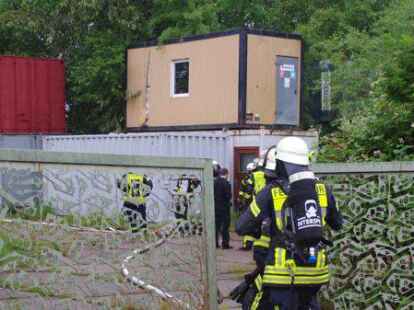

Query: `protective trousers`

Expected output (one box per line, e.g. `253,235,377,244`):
264,286,321,310
242,274,273,310
123,201,147,232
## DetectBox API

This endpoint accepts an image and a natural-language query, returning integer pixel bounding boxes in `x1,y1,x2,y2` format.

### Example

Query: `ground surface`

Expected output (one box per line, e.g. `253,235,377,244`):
0,221,253,310
217,234,254,310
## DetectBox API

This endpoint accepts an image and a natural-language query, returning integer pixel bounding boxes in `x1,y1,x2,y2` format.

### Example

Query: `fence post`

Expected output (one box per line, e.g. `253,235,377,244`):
202,161,218,310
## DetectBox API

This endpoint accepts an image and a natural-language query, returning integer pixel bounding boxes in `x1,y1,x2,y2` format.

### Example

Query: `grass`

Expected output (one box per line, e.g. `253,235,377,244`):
227,263,255,277
0,204,206,308
4,203,130,231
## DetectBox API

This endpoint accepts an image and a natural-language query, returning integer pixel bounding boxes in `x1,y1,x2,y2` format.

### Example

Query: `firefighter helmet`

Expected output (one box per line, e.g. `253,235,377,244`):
276,137,310,165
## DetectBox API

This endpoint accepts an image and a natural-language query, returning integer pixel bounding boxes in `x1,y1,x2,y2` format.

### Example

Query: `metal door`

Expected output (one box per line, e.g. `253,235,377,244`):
275,56,299,125
233,147,259,208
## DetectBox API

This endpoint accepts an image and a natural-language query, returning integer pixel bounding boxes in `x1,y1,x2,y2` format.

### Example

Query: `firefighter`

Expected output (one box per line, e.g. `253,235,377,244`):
231,147,280,309
238,162,256,250
174,174,201,221
236,137,343,309
118,172,153,233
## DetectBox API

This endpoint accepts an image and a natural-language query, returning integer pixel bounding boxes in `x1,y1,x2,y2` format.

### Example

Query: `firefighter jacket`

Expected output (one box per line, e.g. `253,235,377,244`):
118,173,153,206
239,174,254,207
251,170,266,196
235,174,342,288
239,170,267,206
251,170,270,250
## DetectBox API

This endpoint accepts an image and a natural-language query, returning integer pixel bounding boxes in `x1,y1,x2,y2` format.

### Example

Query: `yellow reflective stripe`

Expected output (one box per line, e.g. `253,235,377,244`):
254,274,262,291
239,191,251,199
315,183,328,225
315,183,327,204
253,235,270,248
271,187,288,230
251,291,263,310
263,274,330,285
271,188,287,211
275,211,283,230
253,171,266,194
250,200,261,217
274,247,279,268
316,183,327,207
321,208,327,225
265,266,329,276
320,250,326,268
281,249,286,266
243,235,256,247
277,248,285,267
316,250,322,268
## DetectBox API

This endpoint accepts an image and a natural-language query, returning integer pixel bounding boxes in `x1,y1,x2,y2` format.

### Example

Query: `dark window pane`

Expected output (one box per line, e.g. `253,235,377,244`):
175,61,189,94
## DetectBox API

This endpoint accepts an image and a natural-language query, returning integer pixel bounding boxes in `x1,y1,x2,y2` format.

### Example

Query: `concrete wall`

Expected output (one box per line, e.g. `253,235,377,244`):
0,149,207,222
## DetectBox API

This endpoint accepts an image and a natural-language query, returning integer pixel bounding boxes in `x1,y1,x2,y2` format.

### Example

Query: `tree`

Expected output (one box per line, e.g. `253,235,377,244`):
317,0,414,161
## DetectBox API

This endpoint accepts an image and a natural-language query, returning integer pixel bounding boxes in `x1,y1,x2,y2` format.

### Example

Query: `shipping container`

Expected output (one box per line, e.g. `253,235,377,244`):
0,56,66,133
0,134,42,149
43,129,318,201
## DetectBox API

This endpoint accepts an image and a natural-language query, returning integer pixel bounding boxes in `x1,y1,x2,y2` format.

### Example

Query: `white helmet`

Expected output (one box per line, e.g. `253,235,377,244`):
246,162,256,172
275,137,309,165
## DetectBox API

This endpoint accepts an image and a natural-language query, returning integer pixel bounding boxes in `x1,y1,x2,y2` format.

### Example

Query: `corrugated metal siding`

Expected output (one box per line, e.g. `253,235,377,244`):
43,133,228,165
0,135,42,149
0,56,66,133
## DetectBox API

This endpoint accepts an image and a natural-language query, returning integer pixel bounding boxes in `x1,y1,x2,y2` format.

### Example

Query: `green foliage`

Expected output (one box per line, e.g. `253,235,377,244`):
60,211,129,231
5,203,130,231
1,0,412,160
317,0,414,162
7,202,55,221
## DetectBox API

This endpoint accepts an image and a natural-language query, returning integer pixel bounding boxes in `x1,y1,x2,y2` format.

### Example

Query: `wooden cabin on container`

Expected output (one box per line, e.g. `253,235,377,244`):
126,28,303,131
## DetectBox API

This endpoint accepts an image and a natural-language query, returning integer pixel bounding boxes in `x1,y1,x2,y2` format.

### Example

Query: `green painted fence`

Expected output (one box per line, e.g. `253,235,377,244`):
0,149,218,310
314,162,414,309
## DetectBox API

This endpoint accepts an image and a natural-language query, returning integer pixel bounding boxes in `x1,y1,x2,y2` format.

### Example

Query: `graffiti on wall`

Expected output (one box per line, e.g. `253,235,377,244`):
0,164,203,223
320,173,414,309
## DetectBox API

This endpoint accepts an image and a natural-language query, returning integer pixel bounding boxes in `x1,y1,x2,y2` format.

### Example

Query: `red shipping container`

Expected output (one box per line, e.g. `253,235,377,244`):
0,56,66,133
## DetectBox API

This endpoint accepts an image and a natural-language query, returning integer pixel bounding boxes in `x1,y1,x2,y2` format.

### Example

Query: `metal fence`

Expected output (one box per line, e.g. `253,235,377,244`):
0,149,217,309
313,162,414,309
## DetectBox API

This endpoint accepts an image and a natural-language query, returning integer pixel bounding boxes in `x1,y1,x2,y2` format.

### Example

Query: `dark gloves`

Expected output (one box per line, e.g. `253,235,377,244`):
229,280,250,304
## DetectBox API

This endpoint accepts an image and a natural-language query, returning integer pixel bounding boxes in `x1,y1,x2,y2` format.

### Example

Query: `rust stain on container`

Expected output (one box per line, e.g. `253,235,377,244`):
0,55,66,133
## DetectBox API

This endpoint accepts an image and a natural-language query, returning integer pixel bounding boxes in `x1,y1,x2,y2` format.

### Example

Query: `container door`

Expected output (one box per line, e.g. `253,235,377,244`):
233,147,259,209
275,56,299,125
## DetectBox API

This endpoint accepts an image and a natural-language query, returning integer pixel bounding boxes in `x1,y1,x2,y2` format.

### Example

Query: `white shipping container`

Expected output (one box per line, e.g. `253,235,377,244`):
43,129,318,188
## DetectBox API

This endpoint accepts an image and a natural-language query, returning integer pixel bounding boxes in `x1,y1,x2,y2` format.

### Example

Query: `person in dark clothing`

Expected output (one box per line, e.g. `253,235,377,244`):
214,168,232,249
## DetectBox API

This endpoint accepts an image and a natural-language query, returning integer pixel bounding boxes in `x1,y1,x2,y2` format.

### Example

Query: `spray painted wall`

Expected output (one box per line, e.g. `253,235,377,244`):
0,162,202,222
